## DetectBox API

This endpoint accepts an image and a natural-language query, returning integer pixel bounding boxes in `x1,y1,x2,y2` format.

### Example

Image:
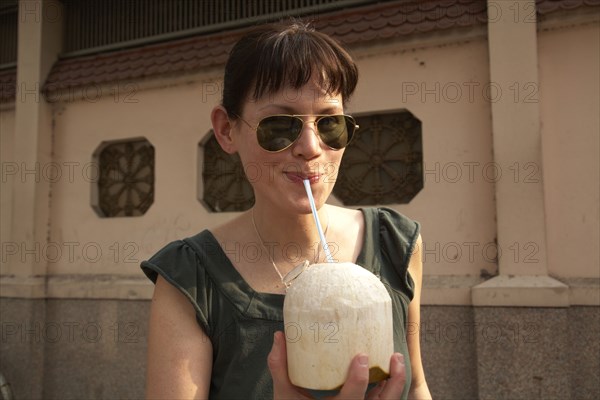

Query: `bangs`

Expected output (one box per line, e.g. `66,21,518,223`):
250,24,358,102
222,21,359,117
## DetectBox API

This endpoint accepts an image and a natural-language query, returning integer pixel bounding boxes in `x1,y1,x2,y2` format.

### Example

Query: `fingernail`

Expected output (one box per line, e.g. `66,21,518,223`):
396,353,405,365
358,354,368,366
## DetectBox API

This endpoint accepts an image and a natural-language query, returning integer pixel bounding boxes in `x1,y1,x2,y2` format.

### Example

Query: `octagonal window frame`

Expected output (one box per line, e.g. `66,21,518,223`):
331,108,423,206
197,130,255,213
91,137,155,218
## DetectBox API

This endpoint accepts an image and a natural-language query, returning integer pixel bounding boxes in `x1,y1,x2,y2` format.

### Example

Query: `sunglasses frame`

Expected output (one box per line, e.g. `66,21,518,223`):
232,113,359,152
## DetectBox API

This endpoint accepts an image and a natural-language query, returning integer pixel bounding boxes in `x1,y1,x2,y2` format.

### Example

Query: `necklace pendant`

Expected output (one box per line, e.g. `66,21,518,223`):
282,260,310,288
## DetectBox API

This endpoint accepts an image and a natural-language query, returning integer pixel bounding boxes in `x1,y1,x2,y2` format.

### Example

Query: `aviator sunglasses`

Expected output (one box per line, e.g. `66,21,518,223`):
234,114,359,152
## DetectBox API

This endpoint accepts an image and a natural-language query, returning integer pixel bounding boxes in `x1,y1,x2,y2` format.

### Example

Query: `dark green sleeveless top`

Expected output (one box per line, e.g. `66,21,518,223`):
141,207,419,399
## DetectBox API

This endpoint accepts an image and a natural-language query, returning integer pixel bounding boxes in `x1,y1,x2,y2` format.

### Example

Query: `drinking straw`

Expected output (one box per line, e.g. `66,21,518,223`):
303,179,335,263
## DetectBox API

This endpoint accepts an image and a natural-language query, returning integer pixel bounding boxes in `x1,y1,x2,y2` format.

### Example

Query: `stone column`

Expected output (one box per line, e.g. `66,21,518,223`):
0,1,63,399
471,1,569,398
1,0,62,293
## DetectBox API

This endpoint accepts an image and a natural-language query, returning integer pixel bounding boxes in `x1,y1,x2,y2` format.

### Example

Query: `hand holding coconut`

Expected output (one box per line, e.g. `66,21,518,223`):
268,331,407,399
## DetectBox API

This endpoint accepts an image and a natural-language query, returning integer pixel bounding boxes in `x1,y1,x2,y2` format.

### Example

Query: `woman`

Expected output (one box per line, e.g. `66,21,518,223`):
142,21,431,399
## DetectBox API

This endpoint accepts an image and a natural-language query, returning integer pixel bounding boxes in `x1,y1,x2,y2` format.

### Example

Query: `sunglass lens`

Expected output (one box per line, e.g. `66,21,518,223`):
317,115,354,149
257,116,302,151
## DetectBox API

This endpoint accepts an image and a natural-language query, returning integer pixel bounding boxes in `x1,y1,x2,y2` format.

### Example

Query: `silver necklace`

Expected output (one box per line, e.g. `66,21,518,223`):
251,208,329,289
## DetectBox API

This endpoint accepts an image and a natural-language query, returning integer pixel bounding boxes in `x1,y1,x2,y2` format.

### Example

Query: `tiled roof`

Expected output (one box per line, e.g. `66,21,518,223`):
42,0,490,96
0,0,596,103
43,30,240,93
538,0,600,14
314,0,488,43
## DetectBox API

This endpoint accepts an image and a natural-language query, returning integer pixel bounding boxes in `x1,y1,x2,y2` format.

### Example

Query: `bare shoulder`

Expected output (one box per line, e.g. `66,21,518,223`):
326,205,364,262
210,211,252,244
326,205,363,233
327,205,362,223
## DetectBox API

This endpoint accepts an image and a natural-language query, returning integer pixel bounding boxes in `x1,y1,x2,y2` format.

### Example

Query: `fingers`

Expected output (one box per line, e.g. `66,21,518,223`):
268,331,290,395
268,332,313,400
376,353,406,400
335,353,370,399
366,379,386,400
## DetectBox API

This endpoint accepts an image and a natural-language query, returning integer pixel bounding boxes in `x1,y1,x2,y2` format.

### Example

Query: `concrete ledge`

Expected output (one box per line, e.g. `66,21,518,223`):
46,274,153,300
0,275,153,300
561,277,600,306
472,275,569,307
0,276,47,298
3,274,596,306
422,275,485,305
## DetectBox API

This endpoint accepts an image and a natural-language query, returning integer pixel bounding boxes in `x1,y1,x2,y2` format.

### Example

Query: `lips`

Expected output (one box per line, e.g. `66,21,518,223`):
284,172,321,183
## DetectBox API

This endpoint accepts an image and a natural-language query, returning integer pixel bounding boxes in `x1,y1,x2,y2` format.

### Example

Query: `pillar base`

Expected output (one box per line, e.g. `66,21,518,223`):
471,275,569,307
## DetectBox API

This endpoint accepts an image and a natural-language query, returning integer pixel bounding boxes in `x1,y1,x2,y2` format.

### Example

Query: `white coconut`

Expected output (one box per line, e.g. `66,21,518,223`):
283,262,393,390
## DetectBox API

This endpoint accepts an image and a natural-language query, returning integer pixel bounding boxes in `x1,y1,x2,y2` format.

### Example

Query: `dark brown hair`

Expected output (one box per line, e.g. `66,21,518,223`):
222,20,359,117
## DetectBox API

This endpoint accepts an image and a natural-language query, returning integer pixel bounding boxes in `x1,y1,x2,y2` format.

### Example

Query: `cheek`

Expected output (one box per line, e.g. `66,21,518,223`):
321,152,344,184
238,153,285,187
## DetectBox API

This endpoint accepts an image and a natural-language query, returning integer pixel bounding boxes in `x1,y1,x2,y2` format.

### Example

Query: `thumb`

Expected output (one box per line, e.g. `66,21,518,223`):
336,353,370,399
268,331,291,392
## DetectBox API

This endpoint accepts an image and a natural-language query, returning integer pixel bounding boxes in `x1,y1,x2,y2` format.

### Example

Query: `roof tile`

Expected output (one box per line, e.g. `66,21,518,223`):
39,0,597,98
346,14,363,24
379,26,399,39
419,2,439,12
436,17,458,30
352,20,373,33
407,10,426,23
537,0,600,14
388,14,408,26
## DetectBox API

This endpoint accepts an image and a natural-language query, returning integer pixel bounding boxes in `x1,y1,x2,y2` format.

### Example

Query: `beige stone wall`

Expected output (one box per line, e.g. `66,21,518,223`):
538,22,600,279
45,35,497,298
50,78,220,276
3,21,599,302
351,37,496,279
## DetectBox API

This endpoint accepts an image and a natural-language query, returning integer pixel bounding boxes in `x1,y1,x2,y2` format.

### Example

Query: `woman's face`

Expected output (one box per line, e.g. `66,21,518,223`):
231,78,346,215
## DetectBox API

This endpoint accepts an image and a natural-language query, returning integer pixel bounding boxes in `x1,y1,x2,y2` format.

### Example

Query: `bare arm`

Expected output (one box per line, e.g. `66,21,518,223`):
407,235,432,399
145,275,213,399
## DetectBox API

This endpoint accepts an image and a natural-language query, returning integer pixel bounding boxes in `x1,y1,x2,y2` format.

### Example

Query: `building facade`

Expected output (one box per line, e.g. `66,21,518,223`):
1,0,599,398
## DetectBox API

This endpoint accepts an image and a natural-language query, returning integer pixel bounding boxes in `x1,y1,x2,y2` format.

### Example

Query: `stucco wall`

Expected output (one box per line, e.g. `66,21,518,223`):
352,36,496,278
538,22,600,279
49,74,226,279
39,22,600,292
47,36,497,286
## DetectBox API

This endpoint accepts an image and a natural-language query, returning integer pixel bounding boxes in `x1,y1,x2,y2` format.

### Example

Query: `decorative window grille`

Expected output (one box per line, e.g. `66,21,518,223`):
62,0,382,56
199,132,254,212
332,110,423,205
93,138,155,217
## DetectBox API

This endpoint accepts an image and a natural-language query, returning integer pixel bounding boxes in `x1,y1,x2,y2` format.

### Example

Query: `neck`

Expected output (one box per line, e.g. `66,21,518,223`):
250,203,329,267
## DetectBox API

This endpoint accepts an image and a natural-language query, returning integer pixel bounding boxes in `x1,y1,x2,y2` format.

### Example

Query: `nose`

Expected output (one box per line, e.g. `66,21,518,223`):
291,119,323,159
